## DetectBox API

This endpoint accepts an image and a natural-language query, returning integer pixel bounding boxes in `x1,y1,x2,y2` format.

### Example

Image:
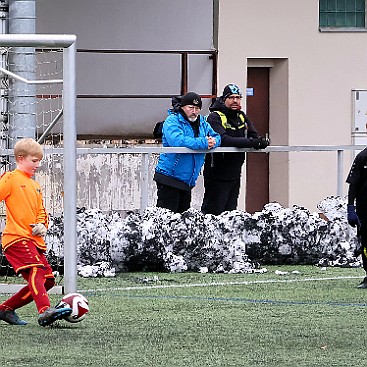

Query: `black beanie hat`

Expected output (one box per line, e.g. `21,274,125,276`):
222,84,242,100
181,92,202,109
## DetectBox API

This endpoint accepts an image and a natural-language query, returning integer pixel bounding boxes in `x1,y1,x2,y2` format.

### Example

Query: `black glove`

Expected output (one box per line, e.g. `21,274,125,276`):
252,136,270,150
347,204,360,227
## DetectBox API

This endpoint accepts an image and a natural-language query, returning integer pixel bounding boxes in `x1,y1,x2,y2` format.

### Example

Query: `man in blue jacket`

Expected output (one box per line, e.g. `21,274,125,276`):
154,92,221,213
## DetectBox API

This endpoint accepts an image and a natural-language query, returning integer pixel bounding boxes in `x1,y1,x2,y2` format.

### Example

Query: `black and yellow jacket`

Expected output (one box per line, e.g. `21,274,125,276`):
203,98,259,180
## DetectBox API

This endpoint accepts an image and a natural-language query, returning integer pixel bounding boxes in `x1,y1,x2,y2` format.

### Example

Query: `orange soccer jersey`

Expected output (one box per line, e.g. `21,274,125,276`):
0,169,48,252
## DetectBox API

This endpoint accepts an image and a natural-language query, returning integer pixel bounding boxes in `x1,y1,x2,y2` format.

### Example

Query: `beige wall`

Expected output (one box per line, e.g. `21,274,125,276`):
218,0,367,211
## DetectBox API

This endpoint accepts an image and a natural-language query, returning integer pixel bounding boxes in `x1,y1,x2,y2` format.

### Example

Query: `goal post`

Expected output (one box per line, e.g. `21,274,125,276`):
0,34,77,294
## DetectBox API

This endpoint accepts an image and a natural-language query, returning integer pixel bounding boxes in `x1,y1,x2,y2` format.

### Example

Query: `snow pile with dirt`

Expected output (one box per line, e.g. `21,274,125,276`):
45,196,360,277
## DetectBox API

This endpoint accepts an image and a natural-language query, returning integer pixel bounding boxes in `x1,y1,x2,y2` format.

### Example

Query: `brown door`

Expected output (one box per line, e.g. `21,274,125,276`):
245,67,270,213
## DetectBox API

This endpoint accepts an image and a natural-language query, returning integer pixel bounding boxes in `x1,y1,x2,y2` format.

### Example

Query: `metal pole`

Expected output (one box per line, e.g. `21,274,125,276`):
37,109,63,144
140,153,149,214
63,40,77,294
337,149,344,197
211,51,218,103
0,1,8,151
180,53,188,95
0,33,77,47
8,0,36,153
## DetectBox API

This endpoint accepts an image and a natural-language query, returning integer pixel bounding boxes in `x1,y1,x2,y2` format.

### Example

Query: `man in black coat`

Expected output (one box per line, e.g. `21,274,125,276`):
346,147,367,288
201,84,269,215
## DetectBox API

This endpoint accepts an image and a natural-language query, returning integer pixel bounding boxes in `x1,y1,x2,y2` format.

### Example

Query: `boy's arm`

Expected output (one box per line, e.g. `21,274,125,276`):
31,189,48,237
0,172,12,202
31,223,47,236
32,182,48,224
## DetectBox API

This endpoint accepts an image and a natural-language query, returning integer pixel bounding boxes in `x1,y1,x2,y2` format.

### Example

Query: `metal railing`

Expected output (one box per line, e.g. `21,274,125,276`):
3,143,357,213
68,144,362,212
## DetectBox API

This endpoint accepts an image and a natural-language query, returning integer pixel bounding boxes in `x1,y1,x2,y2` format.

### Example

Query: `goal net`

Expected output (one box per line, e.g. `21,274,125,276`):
0,35,77,295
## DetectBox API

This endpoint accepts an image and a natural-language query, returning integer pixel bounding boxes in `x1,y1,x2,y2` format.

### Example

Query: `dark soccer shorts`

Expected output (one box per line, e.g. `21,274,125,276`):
4,239,54,276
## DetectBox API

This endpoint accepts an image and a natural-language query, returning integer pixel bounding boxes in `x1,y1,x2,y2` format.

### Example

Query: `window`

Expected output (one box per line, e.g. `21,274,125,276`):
319,0,366,28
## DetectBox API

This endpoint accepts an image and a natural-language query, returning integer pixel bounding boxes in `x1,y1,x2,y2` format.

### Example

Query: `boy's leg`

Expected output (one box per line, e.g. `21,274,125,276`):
0,242,35,324
20,267,53,313
0,241,55,312
3,264,72,326
0,270,55,312
0,240,71,326
21,254,73,326
0,267,55,325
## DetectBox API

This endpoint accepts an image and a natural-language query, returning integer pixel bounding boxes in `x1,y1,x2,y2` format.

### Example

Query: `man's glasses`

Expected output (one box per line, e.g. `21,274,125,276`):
227,96,242,101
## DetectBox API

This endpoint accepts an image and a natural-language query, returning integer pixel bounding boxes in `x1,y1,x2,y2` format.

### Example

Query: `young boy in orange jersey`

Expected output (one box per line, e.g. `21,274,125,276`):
0,138,72,326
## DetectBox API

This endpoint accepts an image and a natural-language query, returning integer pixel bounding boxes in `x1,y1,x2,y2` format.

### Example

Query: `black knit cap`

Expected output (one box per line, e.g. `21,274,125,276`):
222,84,242,99
181,92,202,109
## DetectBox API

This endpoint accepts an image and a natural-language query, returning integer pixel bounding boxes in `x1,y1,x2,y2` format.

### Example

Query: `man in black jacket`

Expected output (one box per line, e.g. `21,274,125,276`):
201,84,269,215
346,147,367,288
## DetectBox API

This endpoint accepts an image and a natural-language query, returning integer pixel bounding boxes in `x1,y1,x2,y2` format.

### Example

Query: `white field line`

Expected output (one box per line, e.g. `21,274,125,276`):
79,275,362,294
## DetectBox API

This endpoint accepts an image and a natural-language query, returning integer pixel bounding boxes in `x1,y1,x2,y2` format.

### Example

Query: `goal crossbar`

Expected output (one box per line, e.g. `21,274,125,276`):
0,34,76,48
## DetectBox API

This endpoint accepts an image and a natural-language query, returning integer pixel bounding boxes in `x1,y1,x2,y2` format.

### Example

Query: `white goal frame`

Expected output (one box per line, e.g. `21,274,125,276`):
0,34,77,294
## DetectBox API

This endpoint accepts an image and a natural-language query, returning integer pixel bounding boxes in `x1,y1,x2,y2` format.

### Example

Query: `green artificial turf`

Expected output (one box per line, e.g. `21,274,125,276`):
0,265,366,367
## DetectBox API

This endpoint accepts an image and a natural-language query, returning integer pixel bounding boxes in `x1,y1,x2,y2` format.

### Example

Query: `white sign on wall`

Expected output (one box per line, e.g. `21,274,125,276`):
246,88,254,96
352,89,367,147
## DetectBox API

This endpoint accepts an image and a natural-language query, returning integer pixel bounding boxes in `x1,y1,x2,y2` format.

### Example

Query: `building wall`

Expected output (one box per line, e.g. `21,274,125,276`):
33,0,367,213
36,0,215,138
218,0,366,211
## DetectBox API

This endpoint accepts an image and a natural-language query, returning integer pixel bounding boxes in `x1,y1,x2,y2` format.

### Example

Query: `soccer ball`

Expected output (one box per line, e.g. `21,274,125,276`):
56,292,89,323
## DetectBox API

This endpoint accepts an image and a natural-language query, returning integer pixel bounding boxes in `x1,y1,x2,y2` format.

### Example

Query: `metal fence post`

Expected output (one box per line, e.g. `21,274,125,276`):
337,149,344,197
63,39,77,294
140,152,150,213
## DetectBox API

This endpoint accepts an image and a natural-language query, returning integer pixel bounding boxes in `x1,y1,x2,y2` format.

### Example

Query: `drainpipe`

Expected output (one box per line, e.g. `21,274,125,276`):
8,0,36,151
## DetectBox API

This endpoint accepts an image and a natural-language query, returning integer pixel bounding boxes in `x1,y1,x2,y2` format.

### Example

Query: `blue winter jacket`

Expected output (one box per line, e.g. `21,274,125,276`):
155,110,221,187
